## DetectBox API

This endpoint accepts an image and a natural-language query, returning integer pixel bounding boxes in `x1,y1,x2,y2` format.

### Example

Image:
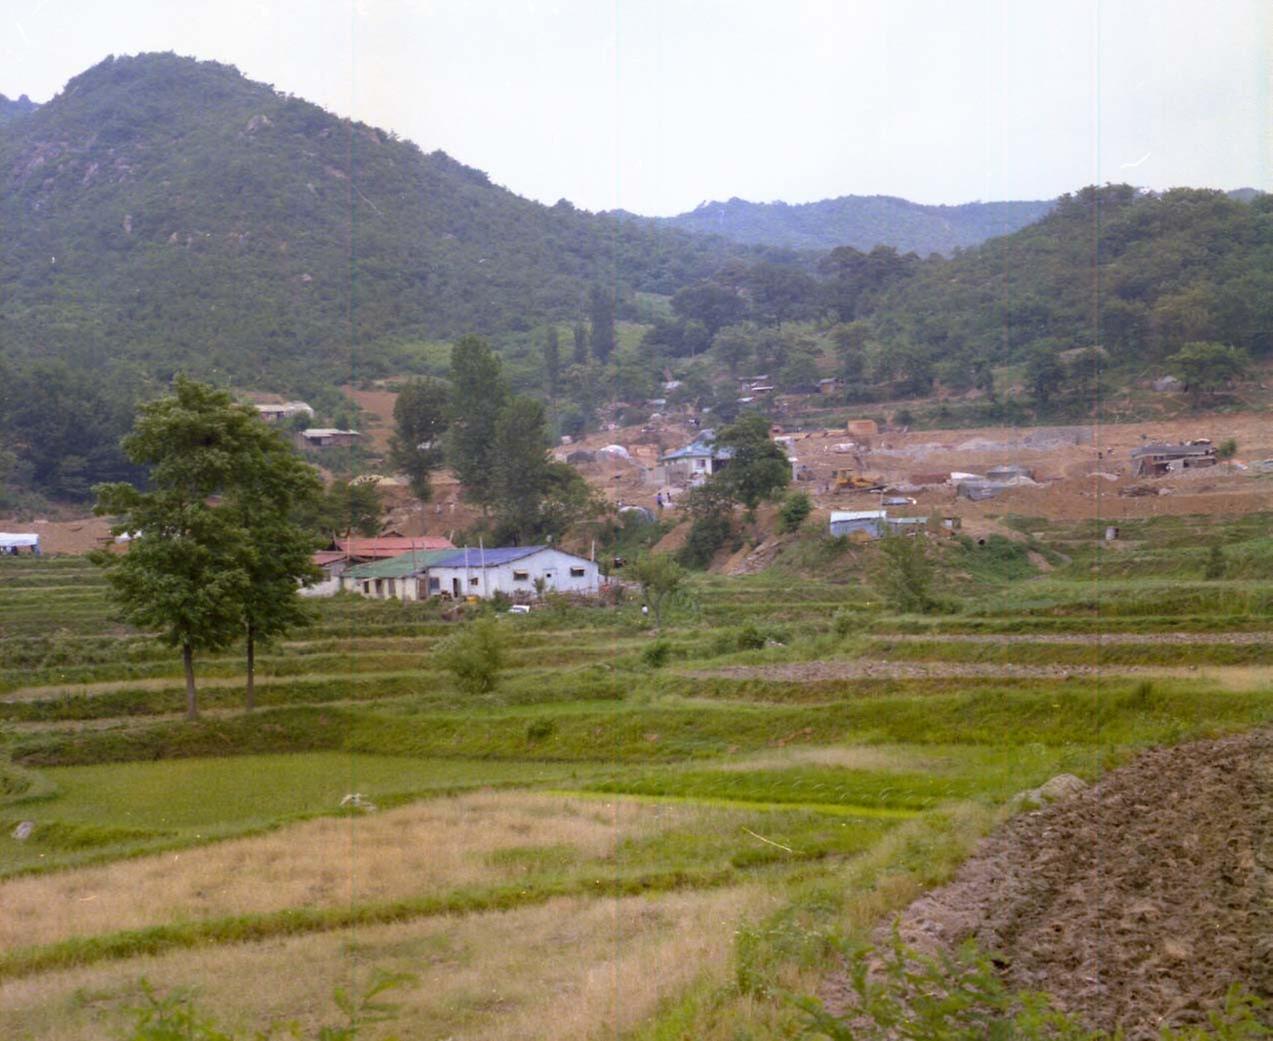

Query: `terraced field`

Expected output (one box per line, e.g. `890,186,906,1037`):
1,514,1270,1039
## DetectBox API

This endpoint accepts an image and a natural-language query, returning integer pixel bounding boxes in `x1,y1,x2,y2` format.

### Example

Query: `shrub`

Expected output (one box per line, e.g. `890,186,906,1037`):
831,608,855,637
679,513,732,569
777,492,813,534
871,534,941,614
525,718,555,742
433,617,505,694
1204,544,1227,580
642,639,672,668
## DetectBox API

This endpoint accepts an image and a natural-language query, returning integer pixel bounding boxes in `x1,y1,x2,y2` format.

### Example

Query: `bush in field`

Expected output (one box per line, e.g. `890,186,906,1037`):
642,639,672,668
434,617,505,694
831,608,855,637
631,552,686,629
777,491,813,534
871,533,940,614
1204,544,1227,580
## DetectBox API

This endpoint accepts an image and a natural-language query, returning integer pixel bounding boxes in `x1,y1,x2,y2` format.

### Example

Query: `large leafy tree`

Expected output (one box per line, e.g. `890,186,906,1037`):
91,379,264,719
389,377,450,501
299,479,383,539
714,412,791,514
94,378,323,717
222,430,323,710
446,336,508,510
1169,341,1249,405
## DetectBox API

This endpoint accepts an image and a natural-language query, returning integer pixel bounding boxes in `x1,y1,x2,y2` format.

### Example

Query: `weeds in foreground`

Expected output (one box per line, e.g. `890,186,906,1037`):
124,970,412,1040
798,930,1268,1040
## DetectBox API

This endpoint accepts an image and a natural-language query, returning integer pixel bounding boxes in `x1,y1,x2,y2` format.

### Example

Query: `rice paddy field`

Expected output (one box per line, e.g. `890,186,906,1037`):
1,511,1271,1039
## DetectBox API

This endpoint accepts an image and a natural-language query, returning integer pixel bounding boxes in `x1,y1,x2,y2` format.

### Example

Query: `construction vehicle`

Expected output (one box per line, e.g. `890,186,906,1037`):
832,468,885,492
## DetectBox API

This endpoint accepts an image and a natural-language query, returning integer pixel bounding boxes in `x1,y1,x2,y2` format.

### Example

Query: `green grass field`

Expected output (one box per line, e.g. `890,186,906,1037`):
1,511,1270,1039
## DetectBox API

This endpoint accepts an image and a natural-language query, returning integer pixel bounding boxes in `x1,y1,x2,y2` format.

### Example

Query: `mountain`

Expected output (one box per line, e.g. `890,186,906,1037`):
0,93,39,126
857,184,1273,380
627,194,1055,255
0,53,754,391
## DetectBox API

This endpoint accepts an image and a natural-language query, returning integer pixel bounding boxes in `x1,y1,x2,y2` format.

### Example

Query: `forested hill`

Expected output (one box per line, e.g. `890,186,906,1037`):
626,194,1055,254
840,185,1273,394
0,53,751,389
0,93,39,126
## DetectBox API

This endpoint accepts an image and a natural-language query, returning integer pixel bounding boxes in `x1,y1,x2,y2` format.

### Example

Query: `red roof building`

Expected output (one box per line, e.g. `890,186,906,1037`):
330,536,455,561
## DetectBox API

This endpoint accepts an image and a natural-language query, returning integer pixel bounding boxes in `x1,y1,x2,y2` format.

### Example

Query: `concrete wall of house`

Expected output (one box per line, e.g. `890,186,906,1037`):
300,575,342,598
427,549,600,599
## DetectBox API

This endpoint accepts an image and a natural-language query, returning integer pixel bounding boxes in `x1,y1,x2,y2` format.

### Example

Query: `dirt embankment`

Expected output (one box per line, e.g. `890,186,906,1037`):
831,729,1272,1037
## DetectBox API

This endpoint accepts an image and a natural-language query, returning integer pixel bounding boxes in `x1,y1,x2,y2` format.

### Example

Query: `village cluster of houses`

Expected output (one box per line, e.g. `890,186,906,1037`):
306,535,601,602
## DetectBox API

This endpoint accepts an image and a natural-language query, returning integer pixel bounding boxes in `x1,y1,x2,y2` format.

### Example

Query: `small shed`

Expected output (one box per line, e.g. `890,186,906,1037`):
298,428,361,448
985,464,1036,482
256,401,314,423
829,510,887,539
1130,442,1217,477
956,480,1009,501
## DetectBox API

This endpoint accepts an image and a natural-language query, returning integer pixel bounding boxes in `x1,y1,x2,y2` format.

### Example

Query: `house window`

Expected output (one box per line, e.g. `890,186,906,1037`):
513,570,529,581
570,567,586,577
469,576,480,587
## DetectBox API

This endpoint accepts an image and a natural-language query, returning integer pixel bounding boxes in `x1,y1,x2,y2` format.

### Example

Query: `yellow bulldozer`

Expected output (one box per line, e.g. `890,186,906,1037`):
832,469,885,492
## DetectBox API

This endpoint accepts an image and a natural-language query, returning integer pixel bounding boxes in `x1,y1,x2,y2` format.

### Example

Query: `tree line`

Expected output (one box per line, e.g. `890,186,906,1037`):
390,335,602,545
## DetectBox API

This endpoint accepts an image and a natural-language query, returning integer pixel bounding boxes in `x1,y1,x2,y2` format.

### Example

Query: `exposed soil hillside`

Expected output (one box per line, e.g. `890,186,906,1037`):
823,728,1273,1037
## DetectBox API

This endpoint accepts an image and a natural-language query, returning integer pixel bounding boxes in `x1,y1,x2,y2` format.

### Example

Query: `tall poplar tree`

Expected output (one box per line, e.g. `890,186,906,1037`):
389,376,450,500
446,335,508,510
589,285,617,364
543,325,561,396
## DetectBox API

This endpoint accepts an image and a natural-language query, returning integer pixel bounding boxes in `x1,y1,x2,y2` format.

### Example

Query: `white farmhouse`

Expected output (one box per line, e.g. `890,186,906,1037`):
426,546,600,600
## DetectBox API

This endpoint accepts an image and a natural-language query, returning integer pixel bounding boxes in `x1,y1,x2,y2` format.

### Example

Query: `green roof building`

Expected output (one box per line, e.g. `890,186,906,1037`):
340,550,456,601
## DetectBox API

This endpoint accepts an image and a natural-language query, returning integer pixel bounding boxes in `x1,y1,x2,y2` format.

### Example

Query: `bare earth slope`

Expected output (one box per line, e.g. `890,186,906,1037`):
831,729,1272,1037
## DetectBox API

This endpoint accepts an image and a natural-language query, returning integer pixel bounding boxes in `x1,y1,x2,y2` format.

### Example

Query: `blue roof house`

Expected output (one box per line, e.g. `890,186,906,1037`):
659,430,733,486
425,546,600,600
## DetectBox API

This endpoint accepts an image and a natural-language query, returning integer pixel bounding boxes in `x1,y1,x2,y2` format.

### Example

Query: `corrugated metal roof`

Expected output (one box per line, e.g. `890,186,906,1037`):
430,546,549,568
829,510,886,522
342,550,457,580
1131,442,1215,457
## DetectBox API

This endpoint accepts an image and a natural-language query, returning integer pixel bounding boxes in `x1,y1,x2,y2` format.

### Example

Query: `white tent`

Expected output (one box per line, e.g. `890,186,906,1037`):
0,532,39,552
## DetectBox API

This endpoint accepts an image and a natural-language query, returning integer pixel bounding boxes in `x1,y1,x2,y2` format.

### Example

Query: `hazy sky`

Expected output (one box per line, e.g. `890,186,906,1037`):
3,0,1269,215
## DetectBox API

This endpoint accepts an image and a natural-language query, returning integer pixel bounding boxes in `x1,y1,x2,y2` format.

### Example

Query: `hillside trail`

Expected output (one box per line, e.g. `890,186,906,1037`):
820,727,1273,1038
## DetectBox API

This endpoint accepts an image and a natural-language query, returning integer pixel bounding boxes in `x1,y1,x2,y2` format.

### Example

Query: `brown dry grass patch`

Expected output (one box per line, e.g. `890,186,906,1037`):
0,791,707,951
0,886,774,1041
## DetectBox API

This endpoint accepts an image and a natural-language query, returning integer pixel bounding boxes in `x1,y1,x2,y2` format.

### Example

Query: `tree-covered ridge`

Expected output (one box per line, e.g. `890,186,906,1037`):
864,185,1273,378
626,194,1055,254
0,93,39,127
0,53,756,392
